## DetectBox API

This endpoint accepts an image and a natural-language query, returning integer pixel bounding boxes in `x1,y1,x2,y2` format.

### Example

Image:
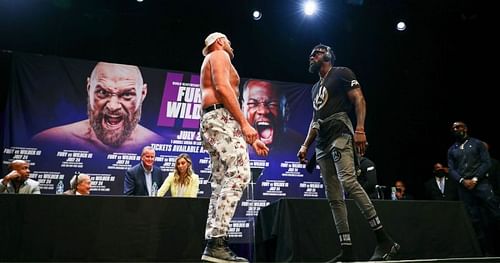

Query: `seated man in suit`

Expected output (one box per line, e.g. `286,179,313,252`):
64,173,92,195
357,156,379,199
124,146,166,196
424,162,459,201
0,160,40,194
346,156,379,199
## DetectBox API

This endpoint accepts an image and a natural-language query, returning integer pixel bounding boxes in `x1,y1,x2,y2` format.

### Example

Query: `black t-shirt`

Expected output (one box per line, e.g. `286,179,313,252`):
311,67,360,151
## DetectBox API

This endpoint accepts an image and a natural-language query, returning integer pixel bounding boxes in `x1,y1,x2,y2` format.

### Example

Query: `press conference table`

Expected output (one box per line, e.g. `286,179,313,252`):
0,194,209,262
1,195,483,262
255,198,482,262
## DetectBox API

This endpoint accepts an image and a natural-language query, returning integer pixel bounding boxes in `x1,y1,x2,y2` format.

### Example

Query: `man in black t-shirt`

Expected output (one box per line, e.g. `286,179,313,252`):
297,44,399,262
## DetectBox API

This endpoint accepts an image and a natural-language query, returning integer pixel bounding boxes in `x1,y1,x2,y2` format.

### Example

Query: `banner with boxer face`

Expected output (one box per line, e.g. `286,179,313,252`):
2,52,324,242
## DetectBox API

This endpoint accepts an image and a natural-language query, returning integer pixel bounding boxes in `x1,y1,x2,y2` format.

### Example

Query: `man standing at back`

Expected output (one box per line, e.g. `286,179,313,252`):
199,32,268,263
448,121,500,255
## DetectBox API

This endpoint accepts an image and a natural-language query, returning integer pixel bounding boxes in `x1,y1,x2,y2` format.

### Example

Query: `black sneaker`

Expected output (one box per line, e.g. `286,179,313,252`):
369,242,400,261
201,237,249,263
326,246,355,263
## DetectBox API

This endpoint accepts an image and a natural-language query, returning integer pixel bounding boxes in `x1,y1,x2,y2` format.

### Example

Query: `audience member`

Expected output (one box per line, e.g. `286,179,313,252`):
0,160,40,194
124,146,166,196
63,173,92,195
394,180,414,200
447,121,500,255
424,163,459,201
31,62,163,153
357,156,379,199
157,153,199,198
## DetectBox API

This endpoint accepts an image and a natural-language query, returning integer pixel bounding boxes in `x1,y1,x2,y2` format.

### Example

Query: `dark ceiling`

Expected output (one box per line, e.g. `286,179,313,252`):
0,0,491,81
0,0,497,196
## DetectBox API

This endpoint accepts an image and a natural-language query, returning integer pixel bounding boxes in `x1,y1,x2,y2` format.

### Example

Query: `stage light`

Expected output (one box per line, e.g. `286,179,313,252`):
303,1,318,16
252,10,262,21
396,21,407,31
137,0,144,2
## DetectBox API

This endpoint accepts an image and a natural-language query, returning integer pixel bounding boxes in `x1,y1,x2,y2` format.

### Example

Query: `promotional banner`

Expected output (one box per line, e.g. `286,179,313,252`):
2,53,324,242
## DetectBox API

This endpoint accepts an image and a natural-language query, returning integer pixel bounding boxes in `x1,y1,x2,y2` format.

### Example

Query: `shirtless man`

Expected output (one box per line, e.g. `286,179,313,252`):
199,32,268,263
31,62,163,153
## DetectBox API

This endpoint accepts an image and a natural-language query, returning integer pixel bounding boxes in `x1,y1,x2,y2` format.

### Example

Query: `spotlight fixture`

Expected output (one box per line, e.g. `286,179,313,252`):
396,21,407,31
252,10,262,21
303,0,318,16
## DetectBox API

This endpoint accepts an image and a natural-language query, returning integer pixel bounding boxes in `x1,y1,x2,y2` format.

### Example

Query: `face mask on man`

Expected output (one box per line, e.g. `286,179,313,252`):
452,130,467,142
434,170,446,178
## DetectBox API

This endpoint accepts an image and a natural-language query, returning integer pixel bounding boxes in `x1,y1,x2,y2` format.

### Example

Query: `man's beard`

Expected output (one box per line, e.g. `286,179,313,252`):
89,104,141,147
225,47,234,59
308,61,321,74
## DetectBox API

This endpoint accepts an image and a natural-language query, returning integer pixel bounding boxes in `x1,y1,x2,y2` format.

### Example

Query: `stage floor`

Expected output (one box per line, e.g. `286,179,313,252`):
363,257,500,263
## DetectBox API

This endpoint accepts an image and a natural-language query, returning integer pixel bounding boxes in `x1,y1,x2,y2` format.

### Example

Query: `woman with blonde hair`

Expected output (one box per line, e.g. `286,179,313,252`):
157,153,199,197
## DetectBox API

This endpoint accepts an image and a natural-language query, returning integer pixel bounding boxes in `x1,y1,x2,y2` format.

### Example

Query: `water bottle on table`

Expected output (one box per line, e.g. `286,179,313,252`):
56,180,64,195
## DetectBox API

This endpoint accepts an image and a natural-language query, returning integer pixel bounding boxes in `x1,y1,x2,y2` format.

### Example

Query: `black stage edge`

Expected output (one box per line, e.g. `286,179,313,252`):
0,194,209,262
335,258,500,263
375,258,500,263
255,198,483,262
